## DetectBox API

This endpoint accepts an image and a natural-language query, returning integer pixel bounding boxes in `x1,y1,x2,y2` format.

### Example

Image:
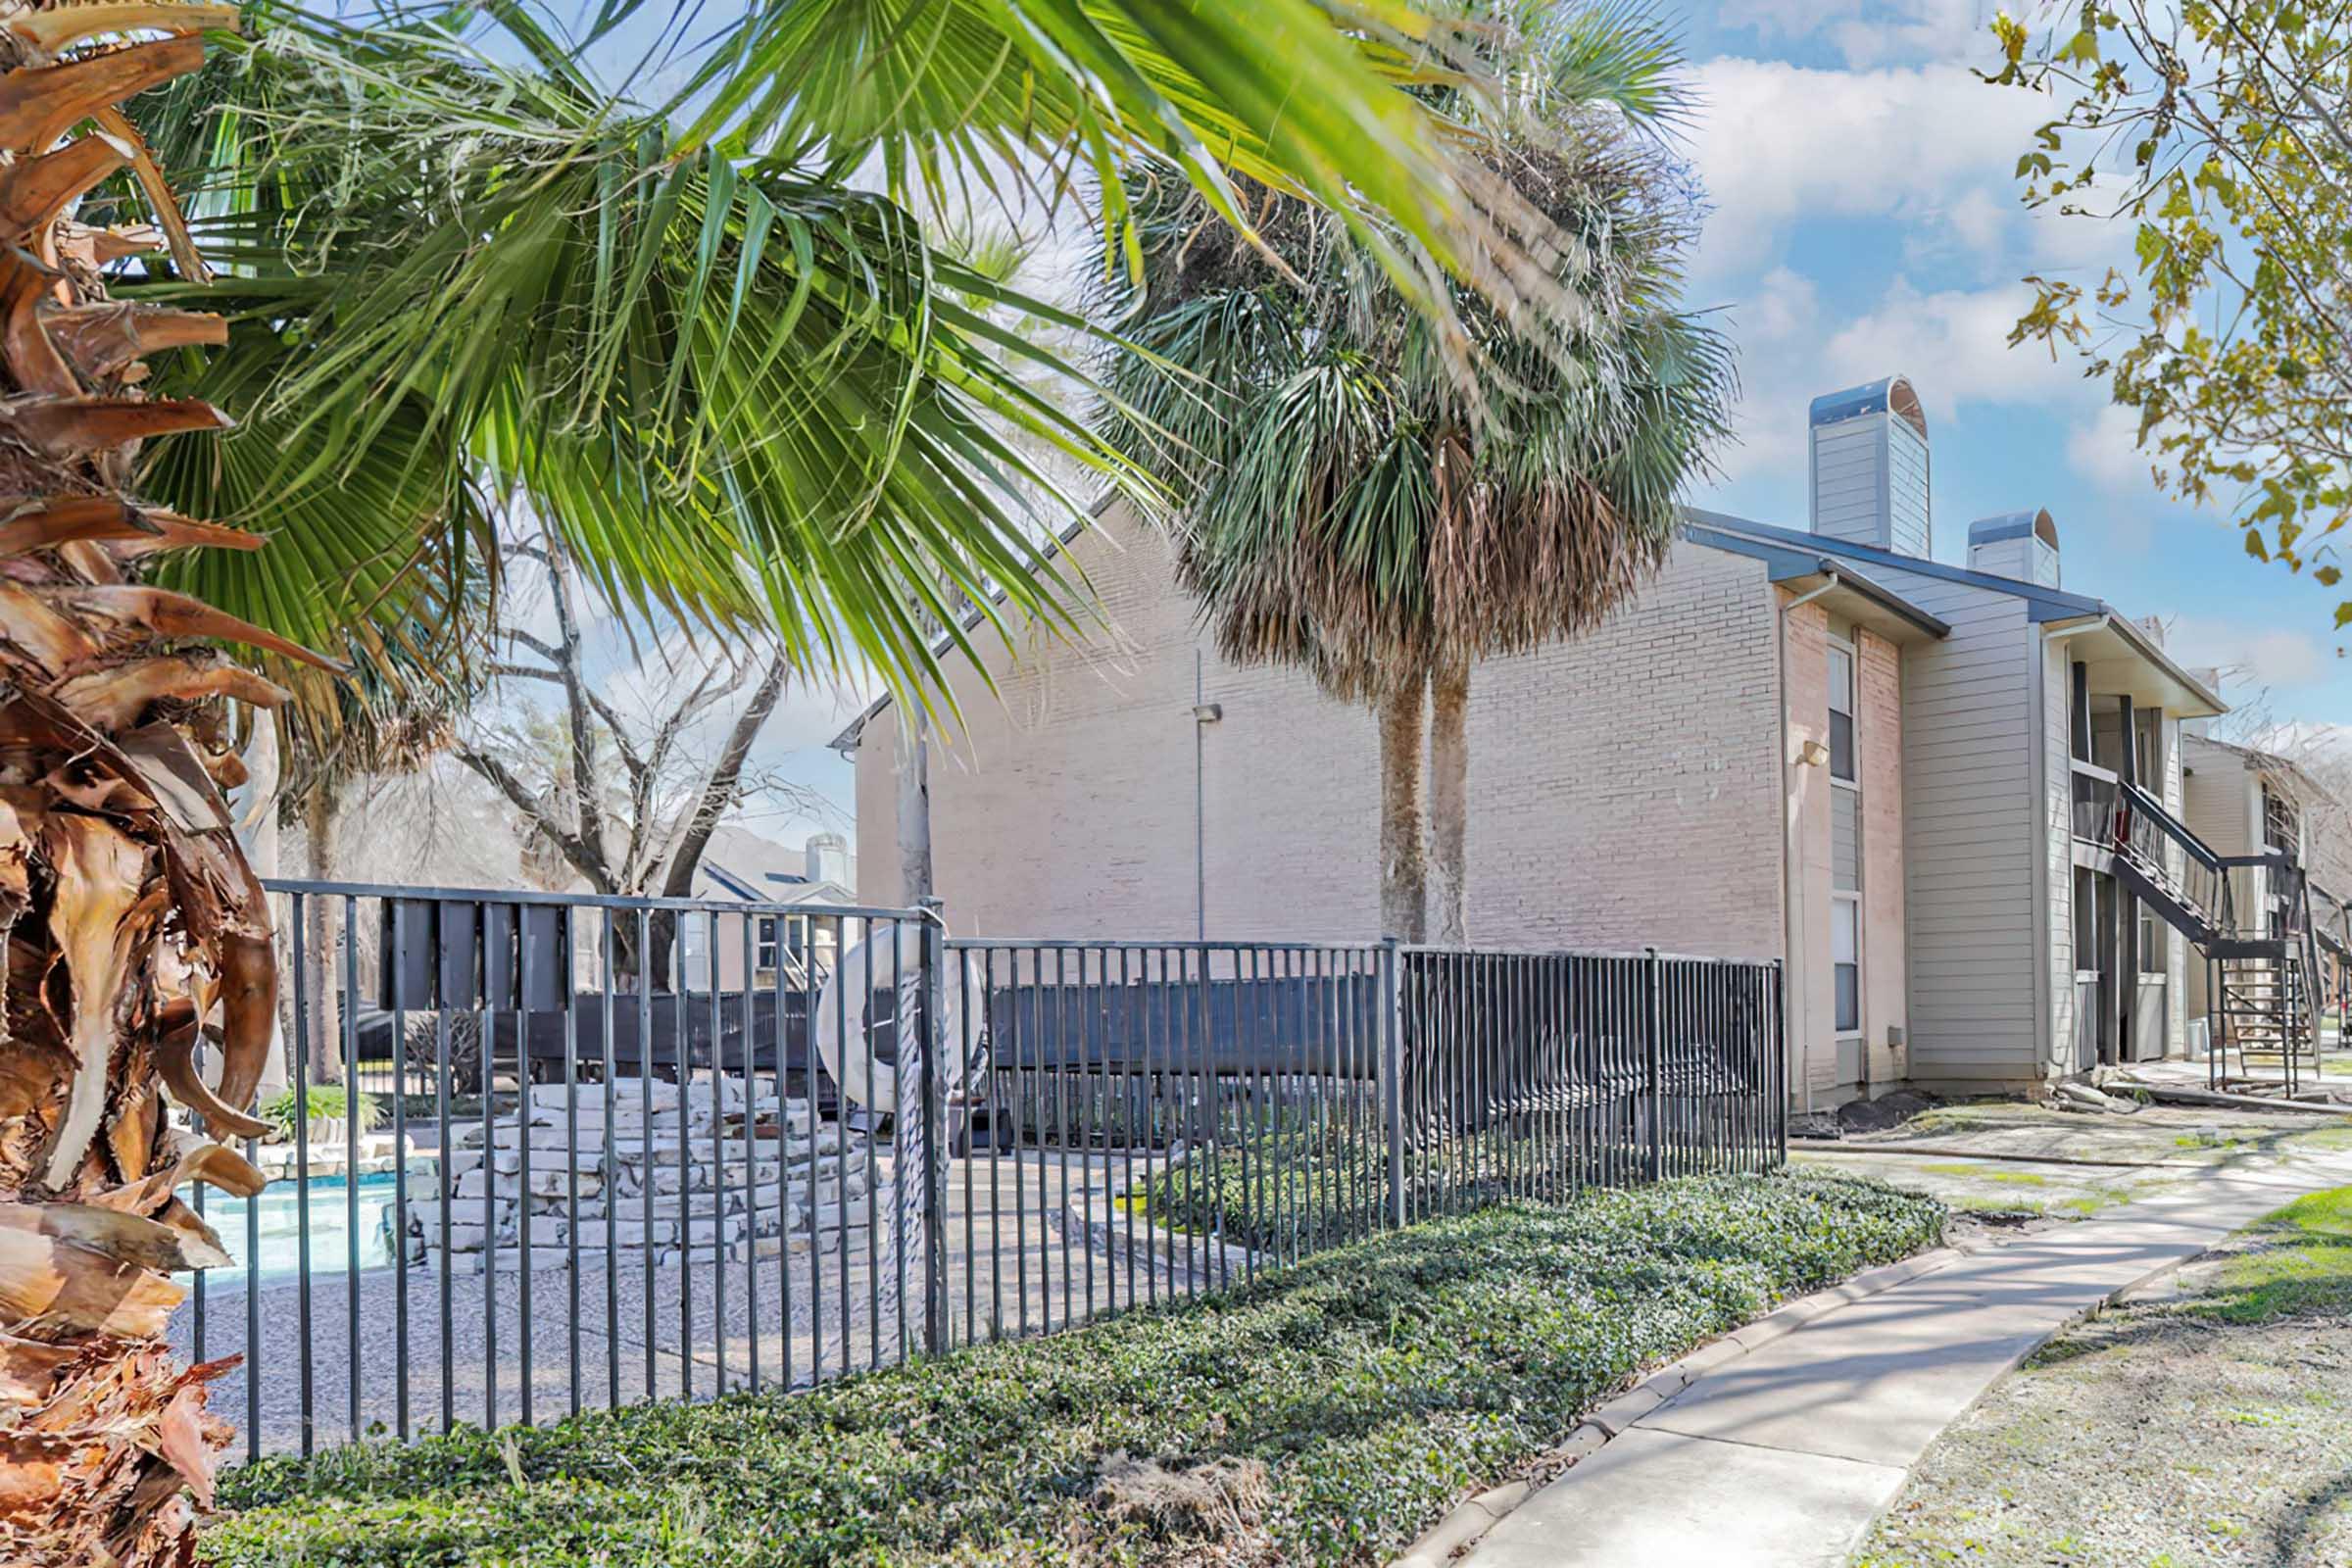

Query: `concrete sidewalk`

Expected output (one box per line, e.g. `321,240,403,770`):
1453,1157,2352,1568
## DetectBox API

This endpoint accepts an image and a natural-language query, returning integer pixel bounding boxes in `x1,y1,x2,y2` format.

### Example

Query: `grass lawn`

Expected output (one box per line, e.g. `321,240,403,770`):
207,1172,1942,1567
1859,1183,2352,1567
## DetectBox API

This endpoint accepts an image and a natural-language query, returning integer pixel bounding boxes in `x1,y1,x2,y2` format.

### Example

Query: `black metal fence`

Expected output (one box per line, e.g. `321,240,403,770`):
180,882,1784,1461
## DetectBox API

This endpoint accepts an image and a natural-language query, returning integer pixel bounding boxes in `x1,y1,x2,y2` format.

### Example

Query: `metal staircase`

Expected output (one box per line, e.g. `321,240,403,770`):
2087,779,2329,1091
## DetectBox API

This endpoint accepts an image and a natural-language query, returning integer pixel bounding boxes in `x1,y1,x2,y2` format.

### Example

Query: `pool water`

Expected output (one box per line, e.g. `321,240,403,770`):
194,1171,406,1287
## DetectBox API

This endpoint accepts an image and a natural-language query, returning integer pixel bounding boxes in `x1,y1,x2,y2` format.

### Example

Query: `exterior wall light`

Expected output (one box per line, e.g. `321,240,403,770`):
1797,739,1831,768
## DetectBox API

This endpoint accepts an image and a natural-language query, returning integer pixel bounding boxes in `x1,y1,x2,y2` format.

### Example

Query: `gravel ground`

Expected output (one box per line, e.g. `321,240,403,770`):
1857,1182,2352,1567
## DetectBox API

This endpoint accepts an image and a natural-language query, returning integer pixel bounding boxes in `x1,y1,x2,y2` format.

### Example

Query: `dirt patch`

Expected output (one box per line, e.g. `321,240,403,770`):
1077,1452,1278,1564
1857,1188,2352,1567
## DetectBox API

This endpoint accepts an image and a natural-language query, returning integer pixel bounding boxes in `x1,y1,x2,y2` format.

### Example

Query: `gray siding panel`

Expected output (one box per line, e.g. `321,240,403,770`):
1858,562,2043,1081
1834,787,1861,891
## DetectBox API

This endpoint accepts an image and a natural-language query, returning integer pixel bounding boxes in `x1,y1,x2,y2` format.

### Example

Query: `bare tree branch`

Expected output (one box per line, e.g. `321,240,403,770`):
658,652,792,900
538,533,611,881
455,746,616,895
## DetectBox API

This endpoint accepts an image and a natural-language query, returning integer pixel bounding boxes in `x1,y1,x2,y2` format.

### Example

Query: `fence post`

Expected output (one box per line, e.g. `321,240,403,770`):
1642,947,1663,1183
1380,937,1405,1230
916,898,950,1356
1770,958,1788,1166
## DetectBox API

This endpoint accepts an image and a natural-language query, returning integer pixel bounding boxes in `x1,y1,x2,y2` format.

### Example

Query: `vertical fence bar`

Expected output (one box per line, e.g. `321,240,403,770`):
1380,939,1404,1231
435,922,454,1437
1772,959,1788,1165
390,903,411,1442
289,892,315,1455
860,924,879,1371
564,912,581,1421
1011,946,1030,1339
342,896,362,1445
742,913,761,1392
479,922,500,1429
1642,949,1663,1183
775,917,797,1386
602,911,619,1411
516,906,536,1428
673,917,691,1402
705,908,726,1394
1079,946,1097,1320
838,923,856,1373
983,945,1004,1344
1052,946,1072,1325
891,918,908,1365
918,906,948,1355
956,938,977,1348
636,908,656,1404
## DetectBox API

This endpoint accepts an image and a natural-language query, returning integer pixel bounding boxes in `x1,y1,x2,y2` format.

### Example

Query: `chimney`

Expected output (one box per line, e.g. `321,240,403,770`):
805,832,850,887
1966,510,2062,587
1809,375,1931,558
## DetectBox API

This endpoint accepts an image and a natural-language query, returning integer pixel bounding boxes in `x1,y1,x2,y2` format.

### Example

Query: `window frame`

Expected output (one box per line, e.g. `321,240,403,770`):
1831,891,1862,1038
1827,636,1859,787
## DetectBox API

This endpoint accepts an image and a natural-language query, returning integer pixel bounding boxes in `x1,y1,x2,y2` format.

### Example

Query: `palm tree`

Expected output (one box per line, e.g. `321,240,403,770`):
0,4,1603,1560
1096,1,1735,942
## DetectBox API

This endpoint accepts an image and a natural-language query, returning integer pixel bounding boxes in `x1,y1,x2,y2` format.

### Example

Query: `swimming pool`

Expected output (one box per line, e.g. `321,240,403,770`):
193,1171,408,1288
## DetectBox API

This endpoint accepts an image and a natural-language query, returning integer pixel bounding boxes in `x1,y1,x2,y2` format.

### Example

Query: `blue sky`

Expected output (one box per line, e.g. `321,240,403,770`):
1657,0,2349,728
527,1,2352,851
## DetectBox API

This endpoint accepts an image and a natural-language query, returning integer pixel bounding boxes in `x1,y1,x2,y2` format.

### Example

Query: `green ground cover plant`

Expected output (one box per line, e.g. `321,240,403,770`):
210,1172,1942,1567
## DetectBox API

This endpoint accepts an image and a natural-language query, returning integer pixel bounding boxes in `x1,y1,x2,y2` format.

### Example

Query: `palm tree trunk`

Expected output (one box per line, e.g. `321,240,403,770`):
234,718,292,1101
1428,655,1470,946
0,20,296,1558
1378,679,1430,943
303,776,344,1085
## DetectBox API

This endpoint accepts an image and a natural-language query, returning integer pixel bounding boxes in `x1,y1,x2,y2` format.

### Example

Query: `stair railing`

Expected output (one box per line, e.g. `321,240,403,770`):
2116,778,2230,935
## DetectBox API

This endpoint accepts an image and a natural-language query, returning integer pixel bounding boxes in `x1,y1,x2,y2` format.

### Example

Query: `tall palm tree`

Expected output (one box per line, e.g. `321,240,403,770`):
0,4,1601,1560
1096,0,1735,942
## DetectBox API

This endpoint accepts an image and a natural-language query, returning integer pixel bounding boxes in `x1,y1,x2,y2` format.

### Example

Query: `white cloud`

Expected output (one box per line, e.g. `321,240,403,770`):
2067,404,2157,495
1714,0,2051,69
1941,186,2008,256
1685,58,2050,280
1709,267,1822,485
1817,277,2083,419
2166,616,2331,693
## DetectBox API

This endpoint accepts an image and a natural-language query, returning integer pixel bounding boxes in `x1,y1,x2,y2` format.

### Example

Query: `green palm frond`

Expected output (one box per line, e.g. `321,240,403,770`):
121,10,1150,718
1096,0,1734,703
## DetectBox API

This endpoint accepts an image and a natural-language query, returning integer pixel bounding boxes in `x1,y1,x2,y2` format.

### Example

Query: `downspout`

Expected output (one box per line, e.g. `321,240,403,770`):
1777,573,1840,1118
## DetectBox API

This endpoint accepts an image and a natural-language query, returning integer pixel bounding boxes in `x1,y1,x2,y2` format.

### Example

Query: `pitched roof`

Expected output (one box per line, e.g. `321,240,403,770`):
1685,506,2226,715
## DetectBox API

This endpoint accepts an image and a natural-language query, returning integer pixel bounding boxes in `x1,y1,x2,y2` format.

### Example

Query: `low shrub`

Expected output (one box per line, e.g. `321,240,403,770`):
260,1083,382,1140
1133,1121,1388,1254
208,1171,1943,1567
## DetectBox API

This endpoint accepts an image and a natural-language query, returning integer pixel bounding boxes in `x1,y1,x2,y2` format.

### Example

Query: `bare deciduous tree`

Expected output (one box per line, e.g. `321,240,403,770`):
456,529,823,980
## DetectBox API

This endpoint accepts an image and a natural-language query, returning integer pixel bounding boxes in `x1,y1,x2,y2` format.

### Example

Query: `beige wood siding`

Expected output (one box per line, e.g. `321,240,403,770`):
1822,563,2043,1085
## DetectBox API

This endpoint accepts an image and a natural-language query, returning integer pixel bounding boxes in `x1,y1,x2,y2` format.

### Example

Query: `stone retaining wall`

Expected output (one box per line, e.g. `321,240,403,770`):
396,1076,898,1273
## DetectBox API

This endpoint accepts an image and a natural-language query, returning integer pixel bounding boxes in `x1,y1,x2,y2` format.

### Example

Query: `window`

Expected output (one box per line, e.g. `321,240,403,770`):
1832,896,1860,1034
1828,644,1856,783
756,917,779,975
